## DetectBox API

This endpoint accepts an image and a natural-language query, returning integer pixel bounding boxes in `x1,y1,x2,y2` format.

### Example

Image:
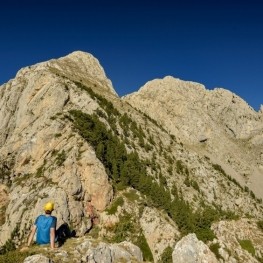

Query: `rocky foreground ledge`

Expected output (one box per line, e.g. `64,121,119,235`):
22,233,218,263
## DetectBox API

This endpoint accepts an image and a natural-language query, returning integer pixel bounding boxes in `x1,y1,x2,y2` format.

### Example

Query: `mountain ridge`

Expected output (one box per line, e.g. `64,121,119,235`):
0,51,263,263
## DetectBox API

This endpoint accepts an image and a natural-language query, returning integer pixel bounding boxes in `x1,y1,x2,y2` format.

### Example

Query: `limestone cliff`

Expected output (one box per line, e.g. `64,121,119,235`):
0,51,115,245
123,76,263,200
0,52,263,263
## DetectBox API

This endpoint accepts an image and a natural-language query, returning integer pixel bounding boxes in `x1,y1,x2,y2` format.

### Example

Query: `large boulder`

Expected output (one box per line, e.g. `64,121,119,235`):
172,233,218,263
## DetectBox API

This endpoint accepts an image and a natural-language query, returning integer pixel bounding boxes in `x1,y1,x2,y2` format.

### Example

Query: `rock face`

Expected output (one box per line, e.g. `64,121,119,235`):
123,76,263,199
1,51,263,262
211,219,263,262
139,207,180,262
172,233,219,263
0,51,114,245
22,239,143,263
81,241,143,263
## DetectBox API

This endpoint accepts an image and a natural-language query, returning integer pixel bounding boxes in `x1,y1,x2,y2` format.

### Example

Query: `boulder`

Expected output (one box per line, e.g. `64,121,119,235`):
172,233,218,263
23,254,53,263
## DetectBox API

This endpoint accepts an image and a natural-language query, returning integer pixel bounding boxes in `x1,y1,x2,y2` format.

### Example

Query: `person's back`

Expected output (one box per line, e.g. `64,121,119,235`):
26,201,57,249
35,214,57,245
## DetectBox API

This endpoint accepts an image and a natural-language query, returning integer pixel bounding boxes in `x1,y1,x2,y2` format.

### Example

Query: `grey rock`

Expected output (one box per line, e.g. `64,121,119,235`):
80,241,143,263
172,233,218,263
83,242,112,263
23,254,53,263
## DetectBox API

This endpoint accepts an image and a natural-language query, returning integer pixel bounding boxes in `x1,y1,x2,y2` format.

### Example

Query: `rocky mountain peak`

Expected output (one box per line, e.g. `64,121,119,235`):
1,52,263,263
128,76,206,99
14,50,116,96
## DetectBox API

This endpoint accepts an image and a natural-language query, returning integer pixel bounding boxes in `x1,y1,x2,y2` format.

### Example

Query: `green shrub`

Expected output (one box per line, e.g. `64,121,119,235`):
176,160,188,175
159,246,173,263
0,250,35,263
35,161,46,178
0,204,7,226
135,233,153,262
212,163,242,189
106,197,124,215
209,243,223,259
123,190,140,202
257,220,263,231
111,213,135,243
55,150,67,166
192,180,200,192
238,239,255,256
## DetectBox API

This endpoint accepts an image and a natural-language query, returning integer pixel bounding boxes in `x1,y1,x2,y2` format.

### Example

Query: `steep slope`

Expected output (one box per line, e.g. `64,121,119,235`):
0,51,115,245
0,52,263,263
123,76,263,199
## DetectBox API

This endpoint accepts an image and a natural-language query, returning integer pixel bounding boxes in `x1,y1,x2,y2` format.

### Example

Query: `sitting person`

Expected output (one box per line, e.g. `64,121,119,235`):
26,201,73,249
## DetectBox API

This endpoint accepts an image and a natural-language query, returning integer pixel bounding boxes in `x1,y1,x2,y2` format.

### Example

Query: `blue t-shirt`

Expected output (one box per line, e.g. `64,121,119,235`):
35,215,57,245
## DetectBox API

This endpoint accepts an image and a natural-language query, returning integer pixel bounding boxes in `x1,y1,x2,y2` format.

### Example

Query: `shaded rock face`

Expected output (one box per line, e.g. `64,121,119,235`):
0,51,114,245
123,76,263,199
172,233,219,263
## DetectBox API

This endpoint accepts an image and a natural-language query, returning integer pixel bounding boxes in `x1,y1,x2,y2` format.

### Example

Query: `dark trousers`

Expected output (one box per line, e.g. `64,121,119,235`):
56,223,75,246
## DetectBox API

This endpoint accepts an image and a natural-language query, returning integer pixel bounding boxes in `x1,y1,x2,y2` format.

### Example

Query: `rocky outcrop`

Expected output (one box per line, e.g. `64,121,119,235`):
1,51,263,262
123,76,263,200
172,233,218,263
24,254,53,263
140,207,180,262
23,239,143,263
211,219,263,262
0,51,114,245
80,241,143,263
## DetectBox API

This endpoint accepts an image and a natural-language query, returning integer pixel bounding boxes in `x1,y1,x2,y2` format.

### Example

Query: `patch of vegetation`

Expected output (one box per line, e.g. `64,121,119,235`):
212,163,242,189
68,104,235,243
106,197,124,215
106,210,153,261
55,150,67,166
184,176,200,192
0,250,35,263
74,81,120,118
0,224,20,255
88,225,100,239
209,243,223,260
256,256,263,263
159,246,173,263
13,173,32,186
35,162,46,178
238,239,255,256
140,110,165,132
0,159,15,186
176,160,189,175
135,232,154,262
0,204,7,226
110,213,135,243
123,190,140,202
169,186,231,242
257,220,263,231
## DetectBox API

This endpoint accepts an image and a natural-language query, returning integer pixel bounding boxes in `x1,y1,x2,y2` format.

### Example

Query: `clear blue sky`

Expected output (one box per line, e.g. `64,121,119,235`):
1,0,262,110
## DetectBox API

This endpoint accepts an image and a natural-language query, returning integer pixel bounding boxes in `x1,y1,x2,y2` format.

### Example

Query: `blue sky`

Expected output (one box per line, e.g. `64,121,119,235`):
1,0,262,110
